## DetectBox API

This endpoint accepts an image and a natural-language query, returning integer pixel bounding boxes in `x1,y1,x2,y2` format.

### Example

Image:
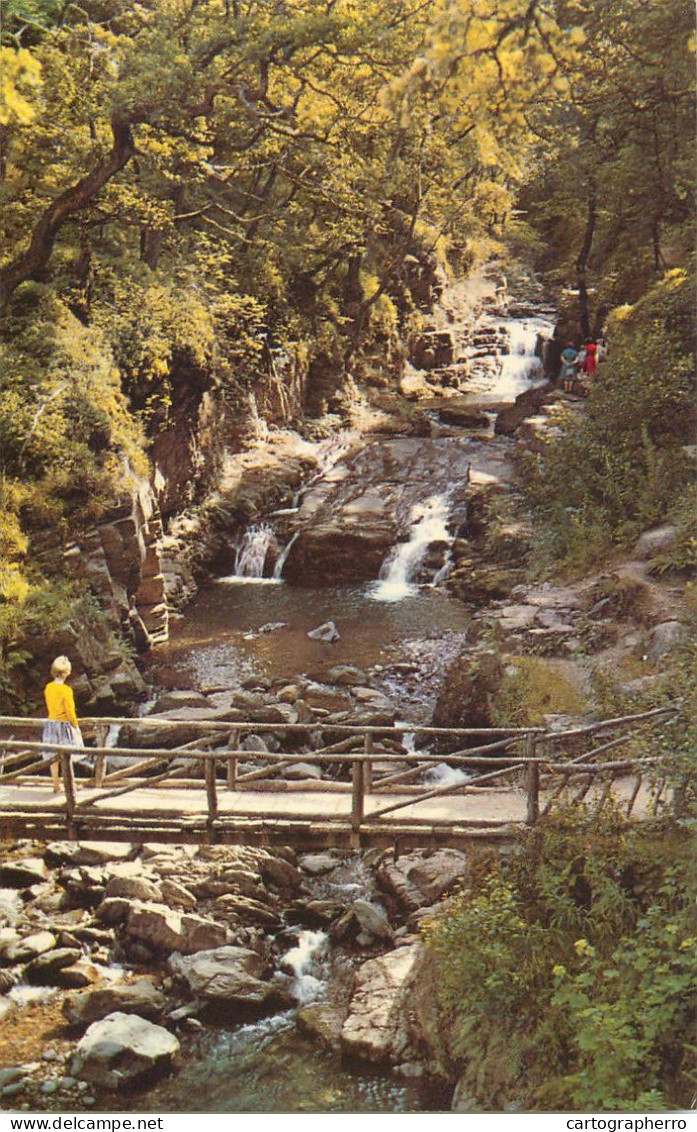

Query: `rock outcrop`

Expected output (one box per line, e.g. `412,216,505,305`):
169,946,287,1013
63,980,167,1028
71,1012,179,1089
377,849,470,914
341,945,420,1063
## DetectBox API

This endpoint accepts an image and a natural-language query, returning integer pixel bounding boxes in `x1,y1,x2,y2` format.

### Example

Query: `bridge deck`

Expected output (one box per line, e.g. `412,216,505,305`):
0,776,653,851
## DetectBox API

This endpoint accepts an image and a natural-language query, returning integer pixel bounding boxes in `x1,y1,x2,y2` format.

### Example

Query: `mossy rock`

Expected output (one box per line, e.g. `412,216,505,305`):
431,650,504,738
447,563,520,603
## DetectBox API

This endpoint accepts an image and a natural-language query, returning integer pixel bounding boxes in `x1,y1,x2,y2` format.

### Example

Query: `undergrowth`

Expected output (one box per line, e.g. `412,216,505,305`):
423,807,697,1112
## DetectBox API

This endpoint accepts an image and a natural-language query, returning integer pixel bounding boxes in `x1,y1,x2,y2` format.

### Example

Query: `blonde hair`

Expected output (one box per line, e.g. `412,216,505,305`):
51,655,72,679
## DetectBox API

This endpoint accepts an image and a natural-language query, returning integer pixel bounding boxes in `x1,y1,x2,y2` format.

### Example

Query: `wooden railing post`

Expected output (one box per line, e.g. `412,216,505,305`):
351,756,364,842
227,729,238,790
61,750,76,835
364,730,373,793
525,735,539,826
93,724,108,786
205,754,218,828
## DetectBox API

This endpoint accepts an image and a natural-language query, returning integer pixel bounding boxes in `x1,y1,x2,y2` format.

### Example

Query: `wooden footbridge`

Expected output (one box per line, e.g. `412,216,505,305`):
0,706,677,851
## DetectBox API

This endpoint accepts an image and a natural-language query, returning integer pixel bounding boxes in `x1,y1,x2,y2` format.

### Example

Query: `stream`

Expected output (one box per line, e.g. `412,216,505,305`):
122,1016,450,1113
139,287,554,1113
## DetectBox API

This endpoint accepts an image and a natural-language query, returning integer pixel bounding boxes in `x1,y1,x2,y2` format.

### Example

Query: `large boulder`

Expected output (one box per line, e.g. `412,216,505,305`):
431,650,503,735
148,690,214,713
71,1012,179,1089
340,946,419,1063
259,856,304,892
160,879,198,910
282,525,395,584
63,979,167,1028
351,899,394,942
494,381,555,435
169,946,281,1009
634,525,678,561
645,621,686,665
73,842,134,866
296,1003,347,1051
377,849,469,913
125,903,227,955
0,859,48,887
105,876,163,903
120,707,237,749
3,931,57,963
303,683,353,712
25,948,82,984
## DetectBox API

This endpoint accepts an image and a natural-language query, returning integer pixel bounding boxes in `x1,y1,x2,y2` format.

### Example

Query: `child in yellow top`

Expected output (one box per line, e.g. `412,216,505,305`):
42,655,83,792
45,678,79,727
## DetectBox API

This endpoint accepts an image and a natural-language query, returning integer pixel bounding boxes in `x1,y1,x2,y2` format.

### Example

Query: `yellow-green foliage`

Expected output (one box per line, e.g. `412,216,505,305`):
0,288,147,529
0,46,41,125
90,267,216,427
0,286,149,645
492,657,587,725
423,809,697,1112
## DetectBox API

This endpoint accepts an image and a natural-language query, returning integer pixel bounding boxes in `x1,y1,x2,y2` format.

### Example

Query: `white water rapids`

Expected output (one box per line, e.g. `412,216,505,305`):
370,494,452,603
281,929,328,1005
496,316,550,396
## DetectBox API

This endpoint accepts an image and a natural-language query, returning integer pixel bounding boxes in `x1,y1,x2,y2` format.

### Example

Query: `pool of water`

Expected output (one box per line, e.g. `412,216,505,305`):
151,579,471,708
114,1014,450,1114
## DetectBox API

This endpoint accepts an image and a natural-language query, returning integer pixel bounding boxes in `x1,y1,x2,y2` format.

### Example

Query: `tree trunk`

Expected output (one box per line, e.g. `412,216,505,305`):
140,227,163,270
0,112,140,312
575,182,597,341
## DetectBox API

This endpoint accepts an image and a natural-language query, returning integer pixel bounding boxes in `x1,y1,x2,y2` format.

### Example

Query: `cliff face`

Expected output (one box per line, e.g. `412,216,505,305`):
38,346,311,710
148,346,309,521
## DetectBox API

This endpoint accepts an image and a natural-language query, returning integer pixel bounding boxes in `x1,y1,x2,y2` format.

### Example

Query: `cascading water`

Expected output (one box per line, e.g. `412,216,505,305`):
0,888,21,927
291,429,359,507
233,523,278,578
272,530,299,580
370,494,452,603
228,434,359,580
497,315,551,397
424,763,471,787
281,929,328,1005
224,524,299,583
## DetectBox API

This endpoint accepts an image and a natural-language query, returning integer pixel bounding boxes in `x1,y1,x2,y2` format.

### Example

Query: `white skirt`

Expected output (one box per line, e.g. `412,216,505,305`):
41,720,84,755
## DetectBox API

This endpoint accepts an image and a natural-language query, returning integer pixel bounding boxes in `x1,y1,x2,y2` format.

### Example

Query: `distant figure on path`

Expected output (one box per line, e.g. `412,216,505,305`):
42,655,83,792
583,338,598,377
559,343,579,392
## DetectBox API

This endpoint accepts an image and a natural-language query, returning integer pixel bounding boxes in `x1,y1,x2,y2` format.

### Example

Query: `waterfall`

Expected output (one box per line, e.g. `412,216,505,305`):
281,929,328,1005
272,531,299,580
370,494,452,603
497,316,552,396
219,523,299,583
233,524,278,578
432,549,454,586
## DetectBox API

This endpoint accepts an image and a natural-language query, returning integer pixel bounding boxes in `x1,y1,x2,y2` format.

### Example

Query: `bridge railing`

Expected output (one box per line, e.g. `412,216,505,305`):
0,704,679,841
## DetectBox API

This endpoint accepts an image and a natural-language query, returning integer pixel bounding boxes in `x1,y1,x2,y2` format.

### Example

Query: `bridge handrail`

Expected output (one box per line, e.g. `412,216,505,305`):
0,703,679,835
0,715,544,737
0,703,677,737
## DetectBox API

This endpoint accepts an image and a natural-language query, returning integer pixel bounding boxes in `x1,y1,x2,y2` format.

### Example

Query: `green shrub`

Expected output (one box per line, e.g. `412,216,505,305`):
491,657,587,725
423,810,697,1112
521,269,696,574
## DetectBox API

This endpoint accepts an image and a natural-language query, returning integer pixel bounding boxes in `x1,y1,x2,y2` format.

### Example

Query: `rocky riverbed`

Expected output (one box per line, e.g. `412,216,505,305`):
0,837,486,1112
